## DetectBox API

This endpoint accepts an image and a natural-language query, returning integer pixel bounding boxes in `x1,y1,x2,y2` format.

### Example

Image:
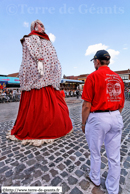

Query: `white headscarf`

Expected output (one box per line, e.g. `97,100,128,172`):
30,19,43,31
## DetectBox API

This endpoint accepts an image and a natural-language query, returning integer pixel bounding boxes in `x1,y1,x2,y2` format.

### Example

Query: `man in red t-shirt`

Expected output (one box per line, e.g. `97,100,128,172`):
82,50,124,193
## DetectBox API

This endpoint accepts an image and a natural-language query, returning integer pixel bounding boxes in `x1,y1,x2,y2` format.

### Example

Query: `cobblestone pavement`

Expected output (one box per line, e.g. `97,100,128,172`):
0,98,130,194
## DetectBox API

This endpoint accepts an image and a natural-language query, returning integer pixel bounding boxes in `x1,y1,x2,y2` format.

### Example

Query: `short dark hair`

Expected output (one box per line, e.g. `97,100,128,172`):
99,59,110,66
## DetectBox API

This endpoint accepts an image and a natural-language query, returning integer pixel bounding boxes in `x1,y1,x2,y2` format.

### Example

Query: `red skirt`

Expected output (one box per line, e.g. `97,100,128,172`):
11,86,73,140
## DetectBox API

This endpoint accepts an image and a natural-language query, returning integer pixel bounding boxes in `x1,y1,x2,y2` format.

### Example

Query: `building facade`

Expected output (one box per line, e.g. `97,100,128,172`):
65,69,130,84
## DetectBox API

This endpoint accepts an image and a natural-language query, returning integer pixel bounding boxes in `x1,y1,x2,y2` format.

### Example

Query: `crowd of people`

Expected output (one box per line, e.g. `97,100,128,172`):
0,88,83,103
64,89,82,98
124,86,130,99
0,89,21,103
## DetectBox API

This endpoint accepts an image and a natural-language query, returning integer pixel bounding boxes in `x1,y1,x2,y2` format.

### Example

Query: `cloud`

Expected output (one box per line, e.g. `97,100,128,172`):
85,43,120,64
23,22,29,28
123,47,128,50
74,67,77,69
107,49,120,64
85,43,108,56
49,33,56,42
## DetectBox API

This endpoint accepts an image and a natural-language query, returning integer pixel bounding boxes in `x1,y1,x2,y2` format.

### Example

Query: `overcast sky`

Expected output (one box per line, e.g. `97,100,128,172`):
0,0,130,77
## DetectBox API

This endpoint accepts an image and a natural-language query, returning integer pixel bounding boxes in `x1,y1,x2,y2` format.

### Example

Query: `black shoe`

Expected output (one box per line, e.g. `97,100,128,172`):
85,173,100,187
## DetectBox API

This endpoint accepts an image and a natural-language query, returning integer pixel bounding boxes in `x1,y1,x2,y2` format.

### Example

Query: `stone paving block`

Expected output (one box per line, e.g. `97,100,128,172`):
119,185,123,194
75,170,84,178
13,173,25,180
121,169,128,176
86,159,90,166
75,151,82,157
67,149,75,155
80,164,88,171
101,162,106,169
79,143,84,147
5,158,15,164
48,155,55,161
60,149,66,153
79,149,84,153
69,155,76,161
12,147,20,152
60,171,68,178
0,162,5,168
70,187,83,194
120,176,125,185
49,162,55,167
62,153,69,158
41,159,48,165
24,166,35,175
102,171,108,178
68,175,78,185
27,153,34,159
3,178,13,186
42,151,50,156
31,180,42,186
20,157,27,162
34,151,40,156
15,153,24,160
0,174,6,185
26,159,36,166
54,152,61,156
84,151,90,158
128,172,130,179
35,155,44,162
51,176,62,186
42,174,51,182
5,170,13,178
57,163,66,170
0,156,6,161
8,153,13,157
79,179,90,190
61,182,70,193
39,165,49,173
54,157,63,163
0,166,10,173
67,165,75,173
75,160,81,166
101,156,108,163
92,187,105,194
21,174,33,185
13,181,21,186
33,170,42,178
64,159,72,166
50,169,58,177
1,150,11,156
126,156,130,162
100,177,106,189
79,157,85,162
10,161,19,166
123,161,130,169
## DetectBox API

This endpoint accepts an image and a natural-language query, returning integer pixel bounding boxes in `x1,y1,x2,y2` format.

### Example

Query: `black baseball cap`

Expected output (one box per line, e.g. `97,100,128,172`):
90,50,111,61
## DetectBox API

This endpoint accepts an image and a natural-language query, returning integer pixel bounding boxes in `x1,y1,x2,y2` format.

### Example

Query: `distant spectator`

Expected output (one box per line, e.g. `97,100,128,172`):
66,90,69,97
60,88,65,101
76,89,79,99
1,91,6,102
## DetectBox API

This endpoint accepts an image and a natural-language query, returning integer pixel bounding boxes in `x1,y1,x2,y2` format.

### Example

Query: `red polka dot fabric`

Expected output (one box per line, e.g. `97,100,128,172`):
19,35,62,91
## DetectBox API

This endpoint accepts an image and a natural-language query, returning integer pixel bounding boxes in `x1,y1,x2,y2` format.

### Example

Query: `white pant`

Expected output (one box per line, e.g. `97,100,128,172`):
85,110,123,194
